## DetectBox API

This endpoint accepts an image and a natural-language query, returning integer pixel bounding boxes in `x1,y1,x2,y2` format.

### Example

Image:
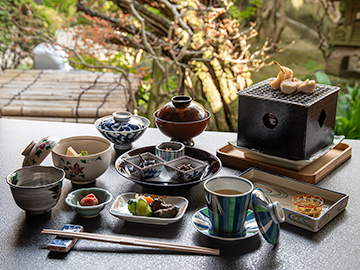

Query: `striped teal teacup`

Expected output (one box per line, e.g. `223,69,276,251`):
204,176,254,235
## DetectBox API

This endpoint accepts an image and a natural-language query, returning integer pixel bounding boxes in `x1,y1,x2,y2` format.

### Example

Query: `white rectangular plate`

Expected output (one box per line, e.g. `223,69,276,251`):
240,168,349,232
109,193,189,225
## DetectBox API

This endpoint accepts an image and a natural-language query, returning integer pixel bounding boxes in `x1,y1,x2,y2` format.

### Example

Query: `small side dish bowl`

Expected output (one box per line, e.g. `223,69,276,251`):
123,152,165,180
65,187,113,218
6,166,65,215
95,111,150,150
164,156,207,183
292,194,324,218
155,141,185,161
51,135,112,185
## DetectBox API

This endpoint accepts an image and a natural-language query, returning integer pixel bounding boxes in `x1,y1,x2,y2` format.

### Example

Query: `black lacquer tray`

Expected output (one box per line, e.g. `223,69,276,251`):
115,145,221,187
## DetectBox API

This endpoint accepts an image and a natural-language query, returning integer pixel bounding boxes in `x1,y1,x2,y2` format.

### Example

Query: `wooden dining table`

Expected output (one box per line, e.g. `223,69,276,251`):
0,118,359,269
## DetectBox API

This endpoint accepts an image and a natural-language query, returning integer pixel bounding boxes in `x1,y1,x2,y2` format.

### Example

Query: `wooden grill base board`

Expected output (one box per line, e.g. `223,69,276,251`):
216,143,352,184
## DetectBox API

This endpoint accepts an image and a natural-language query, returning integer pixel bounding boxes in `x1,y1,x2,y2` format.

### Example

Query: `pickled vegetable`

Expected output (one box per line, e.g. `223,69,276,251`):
127,199,137,215
80,193,99,206
143,196,154,205
127,195,179,218
127,198,153,216
135,198,153,216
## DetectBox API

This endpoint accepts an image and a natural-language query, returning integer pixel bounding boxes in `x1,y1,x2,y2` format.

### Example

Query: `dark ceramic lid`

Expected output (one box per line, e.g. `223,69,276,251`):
251,188,285,244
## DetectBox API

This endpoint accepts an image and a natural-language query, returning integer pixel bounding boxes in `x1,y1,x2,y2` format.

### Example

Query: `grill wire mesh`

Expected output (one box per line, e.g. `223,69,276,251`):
238,78,340,106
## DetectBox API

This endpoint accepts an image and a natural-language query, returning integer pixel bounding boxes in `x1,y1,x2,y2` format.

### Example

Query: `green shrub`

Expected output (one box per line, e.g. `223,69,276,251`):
336,82,360,139
42,0,77,19
315,71,360,139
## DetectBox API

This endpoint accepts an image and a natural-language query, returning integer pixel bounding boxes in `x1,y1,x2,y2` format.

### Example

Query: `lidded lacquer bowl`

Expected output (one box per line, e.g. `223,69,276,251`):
154,96,211,146
95,111,150,150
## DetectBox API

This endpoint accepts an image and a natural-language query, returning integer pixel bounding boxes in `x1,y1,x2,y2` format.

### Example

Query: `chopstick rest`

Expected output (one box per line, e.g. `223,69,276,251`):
47,225,84,252
42,229,219,255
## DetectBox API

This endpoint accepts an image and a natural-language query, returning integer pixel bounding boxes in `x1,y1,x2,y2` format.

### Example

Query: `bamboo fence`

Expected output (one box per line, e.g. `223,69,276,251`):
0,69,138,123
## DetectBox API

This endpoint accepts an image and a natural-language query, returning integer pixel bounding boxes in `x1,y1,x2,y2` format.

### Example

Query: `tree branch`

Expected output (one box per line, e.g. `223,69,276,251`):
124,0,165,72
77,0,167,50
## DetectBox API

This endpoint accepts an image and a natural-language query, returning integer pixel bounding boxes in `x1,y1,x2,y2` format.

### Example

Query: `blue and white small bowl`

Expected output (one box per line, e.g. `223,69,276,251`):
164,156,207,183
95,111,150,150
123,152,165,180
155,141,185,161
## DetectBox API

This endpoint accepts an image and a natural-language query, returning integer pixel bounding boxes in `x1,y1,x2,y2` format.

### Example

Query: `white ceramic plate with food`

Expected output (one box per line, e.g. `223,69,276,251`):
109,193,189,225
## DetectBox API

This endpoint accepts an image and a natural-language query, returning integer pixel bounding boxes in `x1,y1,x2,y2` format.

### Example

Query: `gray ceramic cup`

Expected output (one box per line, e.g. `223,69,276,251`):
155,141,185,161
6,165,65,215
204,176,254,235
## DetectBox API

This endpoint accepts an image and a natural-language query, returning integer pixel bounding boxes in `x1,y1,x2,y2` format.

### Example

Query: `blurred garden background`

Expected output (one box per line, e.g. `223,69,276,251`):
1,0,359,138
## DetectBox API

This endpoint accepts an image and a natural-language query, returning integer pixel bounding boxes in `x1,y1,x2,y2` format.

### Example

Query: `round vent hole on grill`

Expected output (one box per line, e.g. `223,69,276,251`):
318,109,327,127
263,113,278,129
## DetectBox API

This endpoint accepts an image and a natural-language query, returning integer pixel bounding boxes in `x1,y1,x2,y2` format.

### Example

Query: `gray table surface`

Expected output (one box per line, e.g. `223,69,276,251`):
0,118,359,270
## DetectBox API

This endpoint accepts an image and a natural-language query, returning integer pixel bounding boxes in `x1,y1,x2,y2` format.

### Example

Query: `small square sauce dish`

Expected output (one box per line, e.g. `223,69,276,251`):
109,192,189,225
123,152,165,180
164,156,207,183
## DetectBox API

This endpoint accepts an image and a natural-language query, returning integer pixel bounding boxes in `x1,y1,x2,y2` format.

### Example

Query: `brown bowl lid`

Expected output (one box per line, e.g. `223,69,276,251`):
157,96,207,122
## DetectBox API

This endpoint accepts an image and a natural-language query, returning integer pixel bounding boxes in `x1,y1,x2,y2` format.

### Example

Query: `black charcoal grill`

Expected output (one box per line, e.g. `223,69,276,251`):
237,78,340,160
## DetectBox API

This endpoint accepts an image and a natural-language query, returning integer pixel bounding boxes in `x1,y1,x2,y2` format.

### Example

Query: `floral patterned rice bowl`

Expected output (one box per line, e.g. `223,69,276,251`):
51,136,112,185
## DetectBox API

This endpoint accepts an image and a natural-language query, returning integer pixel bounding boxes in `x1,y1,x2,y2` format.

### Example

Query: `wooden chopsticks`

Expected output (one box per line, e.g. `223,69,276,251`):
41,229,220,256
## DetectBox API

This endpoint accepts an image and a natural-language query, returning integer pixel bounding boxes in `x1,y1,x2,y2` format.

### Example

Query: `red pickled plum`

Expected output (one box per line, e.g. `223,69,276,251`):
80,193,99,206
